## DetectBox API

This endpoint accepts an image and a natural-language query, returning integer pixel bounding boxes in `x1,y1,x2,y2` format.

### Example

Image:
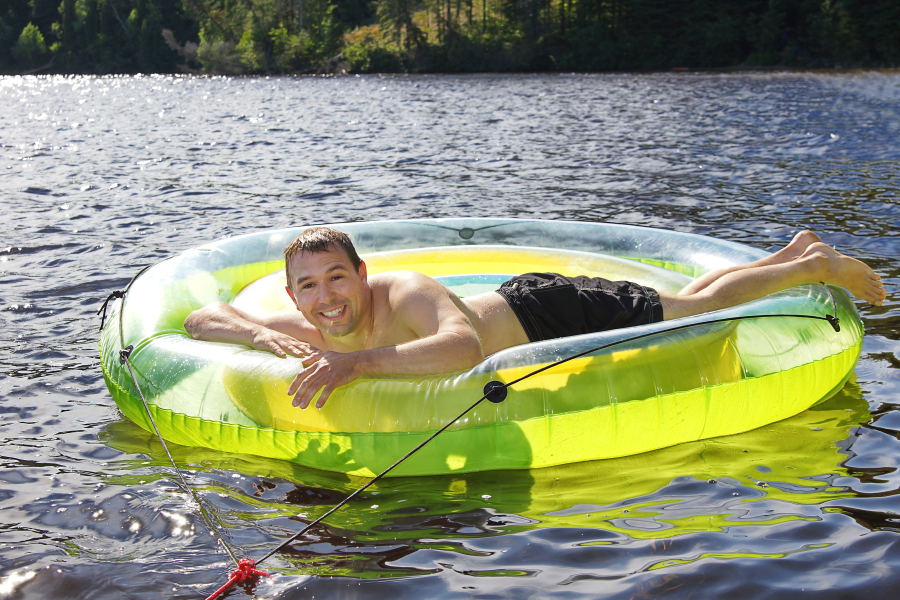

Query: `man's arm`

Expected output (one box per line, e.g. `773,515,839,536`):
288,275,485,409
184,302,319,358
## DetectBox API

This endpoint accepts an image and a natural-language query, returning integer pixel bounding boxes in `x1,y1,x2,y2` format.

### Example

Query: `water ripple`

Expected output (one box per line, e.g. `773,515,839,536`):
0,71,899,599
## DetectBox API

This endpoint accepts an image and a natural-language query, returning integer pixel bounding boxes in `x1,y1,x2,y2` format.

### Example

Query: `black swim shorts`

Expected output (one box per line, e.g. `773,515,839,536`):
496,273,665,343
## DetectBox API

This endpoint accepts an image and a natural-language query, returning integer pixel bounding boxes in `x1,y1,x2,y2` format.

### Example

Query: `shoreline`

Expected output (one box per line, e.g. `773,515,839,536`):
2,65,899,78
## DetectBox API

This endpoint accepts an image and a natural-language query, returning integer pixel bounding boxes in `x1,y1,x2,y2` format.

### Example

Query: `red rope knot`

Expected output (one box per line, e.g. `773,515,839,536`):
233,558,269,582
205,558,269,600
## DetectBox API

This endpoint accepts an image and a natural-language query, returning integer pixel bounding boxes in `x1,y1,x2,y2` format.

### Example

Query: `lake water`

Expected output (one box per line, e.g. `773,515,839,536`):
1,71,899,599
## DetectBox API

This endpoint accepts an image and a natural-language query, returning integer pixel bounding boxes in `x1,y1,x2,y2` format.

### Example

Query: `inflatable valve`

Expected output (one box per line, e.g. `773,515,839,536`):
484,380,508,403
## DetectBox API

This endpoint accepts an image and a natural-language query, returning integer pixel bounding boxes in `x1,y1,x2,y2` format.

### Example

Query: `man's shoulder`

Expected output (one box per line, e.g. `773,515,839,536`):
370,271,450,314
370,271,464,336
371,270,441,292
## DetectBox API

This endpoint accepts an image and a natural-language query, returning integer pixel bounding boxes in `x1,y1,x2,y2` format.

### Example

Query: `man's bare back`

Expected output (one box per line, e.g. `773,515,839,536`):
185,227,884,411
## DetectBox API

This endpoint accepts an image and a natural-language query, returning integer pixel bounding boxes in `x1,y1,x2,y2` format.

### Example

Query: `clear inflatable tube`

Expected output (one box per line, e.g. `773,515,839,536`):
99,219,863,476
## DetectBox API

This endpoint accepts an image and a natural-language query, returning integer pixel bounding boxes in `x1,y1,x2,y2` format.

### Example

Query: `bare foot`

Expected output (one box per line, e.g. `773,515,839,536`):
805,243,885,306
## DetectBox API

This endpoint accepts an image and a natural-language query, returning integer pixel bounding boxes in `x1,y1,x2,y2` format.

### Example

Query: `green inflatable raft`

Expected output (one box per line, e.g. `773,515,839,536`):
99,219,863,477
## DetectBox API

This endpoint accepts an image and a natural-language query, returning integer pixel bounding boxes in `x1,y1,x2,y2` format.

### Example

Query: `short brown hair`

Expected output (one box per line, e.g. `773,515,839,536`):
284,227,362,287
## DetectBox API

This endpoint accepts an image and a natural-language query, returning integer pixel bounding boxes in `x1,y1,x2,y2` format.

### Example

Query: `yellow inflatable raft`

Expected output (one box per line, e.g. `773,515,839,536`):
99,219,863,476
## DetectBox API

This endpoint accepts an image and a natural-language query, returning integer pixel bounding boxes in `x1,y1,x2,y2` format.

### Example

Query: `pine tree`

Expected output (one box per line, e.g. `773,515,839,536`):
13,21,47,67
61,0,75,50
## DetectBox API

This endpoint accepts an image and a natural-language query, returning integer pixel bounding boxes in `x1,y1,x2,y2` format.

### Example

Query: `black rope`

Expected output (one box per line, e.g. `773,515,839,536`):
96,290,125,331
108,267,241,568
499,312,840,391
253,291,845,567
96,264,154,335
821,282,841,332
256,380,502,564
118,345,240,567
102,270,846,571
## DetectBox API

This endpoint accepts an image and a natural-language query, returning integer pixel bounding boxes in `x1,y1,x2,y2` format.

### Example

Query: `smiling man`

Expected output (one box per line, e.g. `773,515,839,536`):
184,227,527,410
184,226,884,411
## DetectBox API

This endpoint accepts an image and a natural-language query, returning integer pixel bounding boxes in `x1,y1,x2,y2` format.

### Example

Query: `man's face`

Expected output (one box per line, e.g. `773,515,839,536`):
285,247,369,338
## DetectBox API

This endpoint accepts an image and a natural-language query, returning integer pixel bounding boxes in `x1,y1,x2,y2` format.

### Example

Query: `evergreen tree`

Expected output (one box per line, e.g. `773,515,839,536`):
12,20,47,66
3,0,900,74
0,15,15,69
84,0,98,47
28,0,57,33
60,0,75,50
333,0,375,28
1,0,30,69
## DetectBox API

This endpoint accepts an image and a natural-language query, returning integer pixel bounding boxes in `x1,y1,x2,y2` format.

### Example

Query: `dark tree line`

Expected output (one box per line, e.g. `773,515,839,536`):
1,0,898,74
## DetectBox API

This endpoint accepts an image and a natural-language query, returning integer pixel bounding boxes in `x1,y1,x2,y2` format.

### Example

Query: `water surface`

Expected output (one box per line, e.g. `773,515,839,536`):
1,71,899,599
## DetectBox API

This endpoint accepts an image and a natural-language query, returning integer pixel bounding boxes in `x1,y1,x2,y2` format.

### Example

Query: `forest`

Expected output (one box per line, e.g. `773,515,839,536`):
1,0,898,74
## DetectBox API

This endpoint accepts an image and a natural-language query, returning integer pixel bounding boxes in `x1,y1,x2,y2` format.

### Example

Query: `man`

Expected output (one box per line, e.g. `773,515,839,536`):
184,227,885,411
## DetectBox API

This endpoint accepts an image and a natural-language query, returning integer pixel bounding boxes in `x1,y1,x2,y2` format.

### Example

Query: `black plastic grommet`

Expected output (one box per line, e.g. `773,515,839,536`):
484,380,507,403
825,314,841,332
459,227,475,240
119,345,134,365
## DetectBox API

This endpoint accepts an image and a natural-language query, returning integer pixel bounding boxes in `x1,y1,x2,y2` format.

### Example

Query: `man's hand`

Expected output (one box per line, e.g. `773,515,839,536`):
287,350,364,409
249,328,317,359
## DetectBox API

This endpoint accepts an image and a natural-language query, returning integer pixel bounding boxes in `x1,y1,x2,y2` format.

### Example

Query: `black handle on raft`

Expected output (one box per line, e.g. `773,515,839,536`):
484,380,508,403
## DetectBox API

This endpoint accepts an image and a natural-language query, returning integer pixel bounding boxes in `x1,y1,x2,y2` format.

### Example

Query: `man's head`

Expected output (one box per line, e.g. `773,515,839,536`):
284,227,362,286
283,227,369,339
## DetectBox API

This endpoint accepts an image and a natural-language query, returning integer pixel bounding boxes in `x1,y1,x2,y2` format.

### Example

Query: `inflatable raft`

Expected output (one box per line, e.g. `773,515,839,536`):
99,219,864,477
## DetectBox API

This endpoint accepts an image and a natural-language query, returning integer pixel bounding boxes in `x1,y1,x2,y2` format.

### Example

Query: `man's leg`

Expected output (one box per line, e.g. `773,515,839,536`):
678,230,821,296
661,242,885,321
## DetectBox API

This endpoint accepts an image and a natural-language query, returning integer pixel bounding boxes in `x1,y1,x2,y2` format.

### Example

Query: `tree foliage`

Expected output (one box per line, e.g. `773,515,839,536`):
1,0,898,74
12,21,47,66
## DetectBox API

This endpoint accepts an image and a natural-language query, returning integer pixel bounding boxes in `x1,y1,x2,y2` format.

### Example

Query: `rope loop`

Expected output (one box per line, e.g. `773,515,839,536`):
96,290,125,331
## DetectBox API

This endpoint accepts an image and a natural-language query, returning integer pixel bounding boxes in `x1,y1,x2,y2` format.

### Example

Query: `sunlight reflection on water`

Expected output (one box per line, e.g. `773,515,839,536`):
0,71,899,599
